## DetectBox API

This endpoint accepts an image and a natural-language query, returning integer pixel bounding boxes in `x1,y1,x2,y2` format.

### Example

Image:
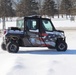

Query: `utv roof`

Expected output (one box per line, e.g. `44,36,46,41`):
25,15,51,20
17,15,50,20
27,15,41,18
17,15,40,20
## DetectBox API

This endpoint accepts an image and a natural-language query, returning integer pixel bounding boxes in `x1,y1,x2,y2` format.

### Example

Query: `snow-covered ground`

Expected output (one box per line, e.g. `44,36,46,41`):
0,17,76,75
0,30,76,75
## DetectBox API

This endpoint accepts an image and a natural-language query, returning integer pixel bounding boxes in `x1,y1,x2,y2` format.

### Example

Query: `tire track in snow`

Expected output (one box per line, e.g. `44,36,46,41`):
7,57,26,75
0,54,17,75
47,59,61,75
7,55,51,75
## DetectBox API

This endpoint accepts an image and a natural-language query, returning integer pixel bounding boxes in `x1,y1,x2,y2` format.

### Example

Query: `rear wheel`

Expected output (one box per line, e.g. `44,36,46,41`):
6,42,19,53
1,42,6,50
56,41,67,51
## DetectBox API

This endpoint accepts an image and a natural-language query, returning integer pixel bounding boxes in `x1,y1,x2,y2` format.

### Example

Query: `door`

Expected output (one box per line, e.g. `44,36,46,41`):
39,19,56,47
24,19,41,47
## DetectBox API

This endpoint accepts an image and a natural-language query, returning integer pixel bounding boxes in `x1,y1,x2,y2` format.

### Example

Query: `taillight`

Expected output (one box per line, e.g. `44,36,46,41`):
4,30,6,34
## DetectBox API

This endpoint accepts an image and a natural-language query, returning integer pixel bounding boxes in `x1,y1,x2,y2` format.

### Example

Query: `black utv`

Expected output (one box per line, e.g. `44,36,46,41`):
1,16,67,53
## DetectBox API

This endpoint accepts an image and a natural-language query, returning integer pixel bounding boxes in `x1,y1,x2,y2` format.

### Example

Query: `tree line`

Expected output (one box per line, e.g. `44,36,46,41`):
0,0,76,18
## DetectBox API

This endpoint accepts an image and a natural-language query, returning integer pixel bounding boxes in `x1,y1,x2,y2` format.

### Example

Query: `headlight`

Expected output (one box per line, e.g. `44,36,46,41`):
60,32,65,38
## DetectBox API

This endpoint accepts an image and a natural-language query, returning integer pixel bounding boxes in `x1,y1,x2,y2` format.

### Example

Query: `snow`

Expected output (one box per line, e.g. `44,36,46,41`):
53,20,76,28
0,18,76,75
0,30,76,75
0,16,76,29
0,21,16,29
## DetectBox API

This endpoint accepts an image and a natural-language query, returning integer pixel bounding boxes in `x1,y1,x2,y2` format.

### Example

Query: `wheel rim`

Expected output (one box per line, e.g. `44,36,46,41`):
58,43,65,50
10,44,17,51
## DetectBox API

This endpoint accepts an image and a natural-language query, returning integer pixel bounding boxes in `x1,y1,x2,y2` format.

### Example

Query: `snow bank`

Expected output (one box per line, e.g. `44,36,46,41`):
0,21,16,29
0,17,76,29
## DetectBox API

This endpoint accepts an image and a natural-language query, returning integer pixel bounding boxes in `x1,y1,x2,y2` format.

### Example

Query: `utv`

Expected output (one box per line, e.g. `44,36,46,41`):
1,16,67,53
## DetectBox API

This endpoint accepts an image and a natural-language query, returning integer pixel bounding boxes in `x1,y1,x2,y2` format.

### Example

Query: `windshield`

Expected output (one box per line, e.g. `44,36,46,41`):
17,19,24,30
42,20,53,31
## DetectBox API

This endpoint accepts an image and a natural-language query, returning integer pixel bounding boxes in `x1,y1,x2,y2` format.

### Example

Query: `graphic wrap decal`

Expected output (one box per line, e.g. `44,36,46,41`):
35,33,56,47
42,34,56,47
27,31,56,47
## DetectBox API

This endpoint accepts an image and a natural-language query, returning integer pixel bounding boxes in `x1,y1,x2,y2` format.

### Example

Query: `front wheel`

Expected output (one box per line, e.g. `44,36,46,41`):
56,41,67,51
6,42,19,53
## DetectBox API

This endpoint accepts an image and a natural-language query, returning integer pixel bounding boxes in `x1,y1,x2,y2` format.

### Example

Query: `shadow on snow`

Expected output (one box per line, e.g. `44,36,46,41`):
18,49,76,55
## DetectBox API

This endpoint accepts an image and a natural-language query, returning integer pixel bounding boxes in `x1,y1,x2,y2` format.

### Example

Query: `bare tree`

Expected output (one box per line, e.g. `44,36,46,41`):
71,0,76,15
60,0,72,18
56,0,61,18
41,0,57,18
16,0,39,16
0,0,15,29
